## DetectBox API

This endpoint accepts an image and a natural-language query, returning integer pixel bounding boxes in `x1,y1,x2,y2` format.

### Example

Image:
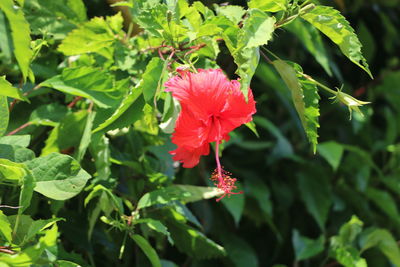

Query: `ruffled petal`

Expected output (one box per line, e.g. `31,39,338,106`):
171,106,210,149
165,69,231,121
219,81,257,136
170,143,210,168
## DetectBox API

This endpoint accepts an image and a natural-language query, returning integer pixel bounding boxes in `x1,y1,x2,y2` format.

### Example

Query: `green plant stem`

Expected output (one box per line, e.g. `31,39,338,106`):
298,72,338,95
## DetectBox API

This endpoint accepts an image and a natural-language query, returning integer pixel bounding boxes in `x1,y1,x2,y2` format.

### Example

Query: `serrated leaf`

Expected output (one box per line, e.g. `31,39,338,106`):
131,234,161,267
272,60,320,151
58,13,123,58
26,152,91,200
0,0,33,81
40,67,121,108
0,96,9,137
248,0,287,12
301,5,372,78
285,19,332,76
0,76,27,100
137,185,223,209
215,5,245,25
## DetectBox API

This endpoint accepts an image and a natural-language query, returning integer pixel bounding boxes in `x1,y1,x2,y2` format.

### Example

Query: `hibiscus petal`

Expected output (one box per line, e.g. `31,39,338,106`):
219,80,257,135
171,106,210,148
165,69,231,120
170,143,210,168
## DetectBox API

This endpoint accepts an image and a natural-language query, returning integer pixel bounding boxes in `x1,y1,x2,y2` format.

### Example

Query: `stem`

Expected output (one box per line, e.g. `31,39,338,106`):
298,72,338,95
214,140,222,184
67,96,83,108
0,205,21,209
6,122,31,136
119,230,129,259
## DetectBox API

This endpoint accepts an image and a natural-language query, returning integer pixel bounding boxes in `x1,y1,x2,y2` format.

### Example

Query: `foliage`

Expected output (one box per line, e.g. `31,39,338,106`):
0,0,400,266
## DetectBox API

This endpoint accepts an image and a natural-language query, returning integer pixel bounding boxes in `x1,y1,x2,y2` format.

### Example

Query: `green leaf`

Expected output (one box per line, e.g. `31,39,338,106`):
301,5,372,78
58,13,123,58
131,234,161,267
285,19,332,76
0,158,26,181
40,67,121,108
29,103,69,127
41,110,88,155
365,188,400,225
215,5,246,25
92,85,142,133
0,10,13,62
223,235,258,267
8,215,61,245
0,144,35,163
292,229,324,261
248,0,287,12
0,76,27,100
221,190,244,226
76,110,96,162
233,9,275,96
272,60,320,151
317,141,344,171
0,96,9,137
360,228,400,266
237,9,276,50
135,218,172,243
0,135,30,147
88,134,111,181
19,168,35,213
84,184,123,215
26,152,91,200
0,211,12,243
137,185,223,209
142,57,166,103
163,210,226,259
0,0,33,81
298,171,332,230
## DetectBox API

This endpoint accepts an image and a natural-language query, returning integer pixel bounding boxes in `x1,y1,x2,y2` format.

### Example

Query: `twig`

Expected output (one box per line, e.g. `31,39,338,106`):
67,96,83,108
6,122,31,136
0,205,21,209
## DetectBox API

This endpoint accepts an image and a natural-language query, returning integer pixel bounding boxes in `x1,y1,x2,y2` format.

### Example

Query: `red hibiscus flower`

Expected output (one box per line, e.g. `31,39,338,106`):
165,68,256,201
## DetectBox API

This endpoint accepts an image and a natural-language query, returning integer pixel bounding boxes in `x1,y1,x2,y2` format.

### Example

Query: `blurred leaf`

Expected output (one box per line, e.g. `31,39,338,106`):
0,210,12,243
292,229,324,261
285,19,332,76
365,188,400,226
223,235,258,267
0,76,27,100
84,184,123,215
221,190,245,226
26,152,91,200
131,234,161,267
137,185,223,209
0,96,9,137
215,5,245,25
317,141,344,171
89,134,111,181
0,0,33,81
248,0,287,12
298,172,332,230
301,5,372,78
135,218,172,243
0,135,30,147
29,103,69,127
360,228,400,266
76,110,96,162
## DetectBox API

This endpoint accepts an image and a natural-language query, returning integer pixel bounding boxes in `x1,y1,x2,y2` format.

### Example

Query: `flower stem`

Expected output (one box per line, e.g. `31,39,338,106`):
214,140,223,185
